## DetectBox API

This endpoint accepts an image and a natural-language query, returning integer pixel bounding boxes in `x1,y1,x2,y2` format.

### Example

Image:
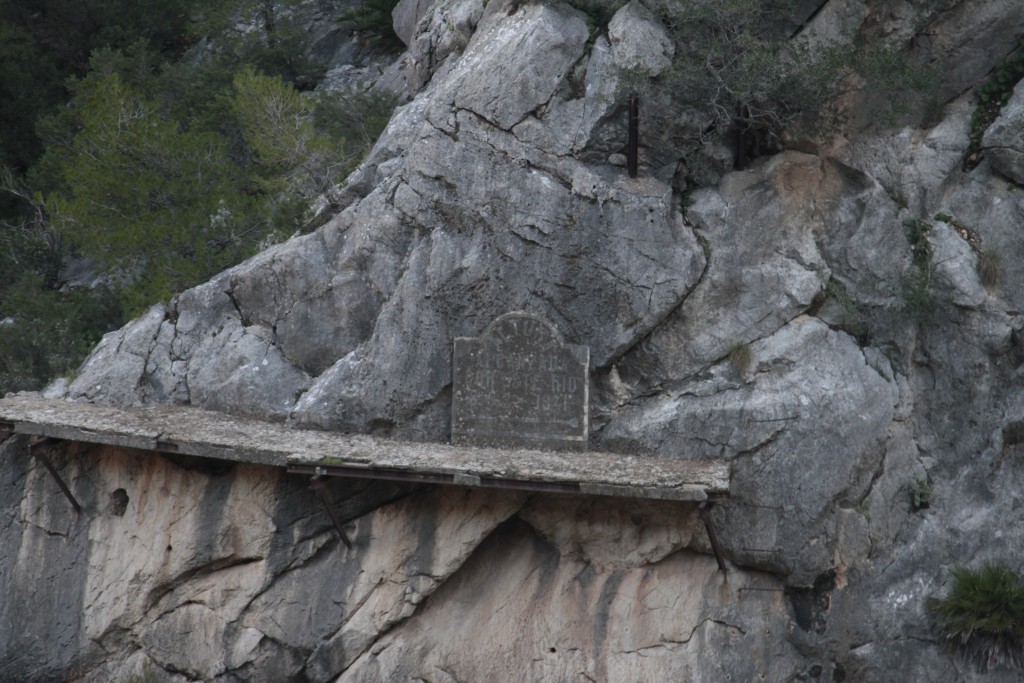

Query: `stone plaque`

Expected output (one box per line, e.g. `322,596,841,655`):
452,312,589,451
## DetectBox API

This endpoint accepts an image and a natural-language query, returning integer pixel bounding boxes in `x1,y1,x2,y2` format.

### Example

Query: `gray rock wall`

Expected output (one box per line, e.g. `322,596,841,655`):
6,0,1024,680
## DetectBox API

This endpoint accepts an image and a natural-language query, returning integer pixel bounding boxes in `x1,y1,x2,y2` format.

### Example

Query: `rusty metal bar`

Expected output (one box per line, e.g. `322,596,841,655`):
627,94,639,178
734,104,747,170
290,463,726,504
698,500,727,573
30,438,82,514
309,476,353,550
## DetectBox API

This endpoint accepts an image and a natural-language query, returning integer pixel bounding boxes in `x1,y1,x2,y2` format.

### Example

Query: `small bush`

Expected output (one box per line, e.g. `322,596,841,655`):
966,43,1024,169
902,217,932,267
0,274,123,396
314,88,402,161
340,0,404,48
976,249,1003,290
232,67,349,199
908,477,932,511
896,217,938,320
926,563,1024,672
727,341,753,374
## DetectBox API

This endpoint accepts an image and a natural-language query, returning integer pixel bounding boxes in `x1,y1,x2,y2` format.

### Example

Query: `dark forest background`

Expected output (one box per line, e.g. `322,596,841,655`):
0,0,401,395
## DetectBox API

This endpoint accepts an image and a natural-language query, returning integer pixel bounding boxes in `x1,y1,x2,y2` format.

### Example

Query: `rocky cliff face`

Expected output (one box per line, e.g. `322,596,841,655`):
5,0,1024,680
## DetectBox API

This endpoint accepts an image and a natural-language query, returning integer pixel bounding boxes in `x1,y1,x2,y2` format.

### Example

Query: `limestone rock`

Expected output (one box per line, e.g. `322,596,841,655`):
983,79,1024,185
922,0,1024,101
796,0,866,49
341,521,803,682
607,1,674,76
942,166,1024,313
609,151,906,398
392,0,436,47
439,1,588,130
927,220,988,308
20,0,1024,681
517,496,710,569
602,316,898,583
835,94,973,216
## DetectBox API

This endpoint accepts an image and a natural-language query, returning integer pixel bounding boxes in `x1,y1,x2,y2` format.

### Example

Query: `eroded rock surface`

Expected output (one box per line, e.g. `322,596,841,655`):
7,0,1024,680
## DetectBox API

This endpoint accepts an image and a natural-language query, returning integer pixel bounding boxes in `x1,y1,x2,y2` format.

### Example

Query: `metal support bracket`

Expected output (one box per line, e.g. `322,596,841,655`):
309,475,353,550
698,499,727,574
30,437,82,514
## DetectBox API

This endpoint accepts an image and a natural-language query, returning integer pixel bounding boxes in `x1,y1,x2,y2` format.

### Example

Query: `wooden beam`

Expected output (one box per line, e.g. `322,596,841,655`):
0,394,730,503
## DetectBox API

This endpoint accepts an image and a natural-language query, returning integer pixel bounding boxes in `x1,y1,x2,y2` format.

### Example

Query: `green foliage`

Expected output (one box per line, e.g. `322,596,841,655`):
315,88,402,159
0,0,402,394
44,71,268,314
847,48,939,126
908,477,932,511
898,260,935,319
727,341,753,374
564,0,625,33
902,218,933,268
227,1,327,89
24,48,397,320
341,0,405,47
588,0,943,179
897,217,937,318
0,0,203,180
640,0,840,134
0,274,123,395
0,20,62,173
0,167,65,291
232,68,348,200
926,563,1024,672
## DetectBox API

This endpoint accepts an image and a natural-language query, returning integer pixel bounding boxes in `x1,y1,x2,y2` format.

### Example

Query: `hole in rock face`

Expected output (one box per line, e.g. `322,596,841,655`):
166,545,173,552
108,488,129,516
733,116,782,170
786,570,837,634
369,418,395,436
549,647,556,653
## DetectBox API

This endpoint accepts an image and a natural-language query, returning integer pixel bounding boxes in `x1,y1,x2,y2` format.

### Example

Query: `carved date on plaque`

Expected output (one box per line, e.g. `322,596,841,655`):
452,312,589,451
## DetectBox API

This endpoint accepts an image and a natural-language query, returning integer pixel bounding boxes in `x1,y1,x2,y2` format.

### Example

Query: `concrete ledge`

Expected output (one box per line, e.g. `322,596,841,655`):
0,394,729,502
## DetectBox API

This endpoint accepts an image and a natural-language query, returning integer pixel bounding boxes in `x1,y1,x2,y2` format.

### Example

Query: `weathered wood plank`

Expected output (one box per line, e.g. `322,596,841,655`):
0,394,730,501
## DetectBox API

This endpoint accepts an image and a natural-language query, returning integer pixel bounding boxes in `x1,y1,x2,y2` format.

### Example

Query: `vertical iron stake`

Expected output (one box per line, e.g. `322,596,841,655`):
698,500,727,573
310,476,353,550
627,93,639,178
734,103,750,170
30,439,82,515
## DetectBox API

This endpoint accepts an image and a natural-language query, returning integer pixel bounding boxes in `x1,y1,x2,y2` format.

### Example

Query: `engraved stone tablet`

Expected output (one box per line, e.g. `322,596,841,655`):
452,312,589,451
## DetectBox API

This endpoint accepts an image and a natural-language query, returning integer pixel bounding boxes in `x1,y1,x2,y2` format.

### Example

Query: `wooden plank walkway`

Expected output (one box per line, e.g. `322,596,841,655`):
0,394,729,502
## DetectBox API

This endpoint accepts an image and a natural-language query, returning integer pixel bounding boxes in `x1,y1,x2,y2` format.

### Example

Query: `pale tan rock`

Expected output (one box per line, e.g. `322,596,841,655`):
341,520,797,682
